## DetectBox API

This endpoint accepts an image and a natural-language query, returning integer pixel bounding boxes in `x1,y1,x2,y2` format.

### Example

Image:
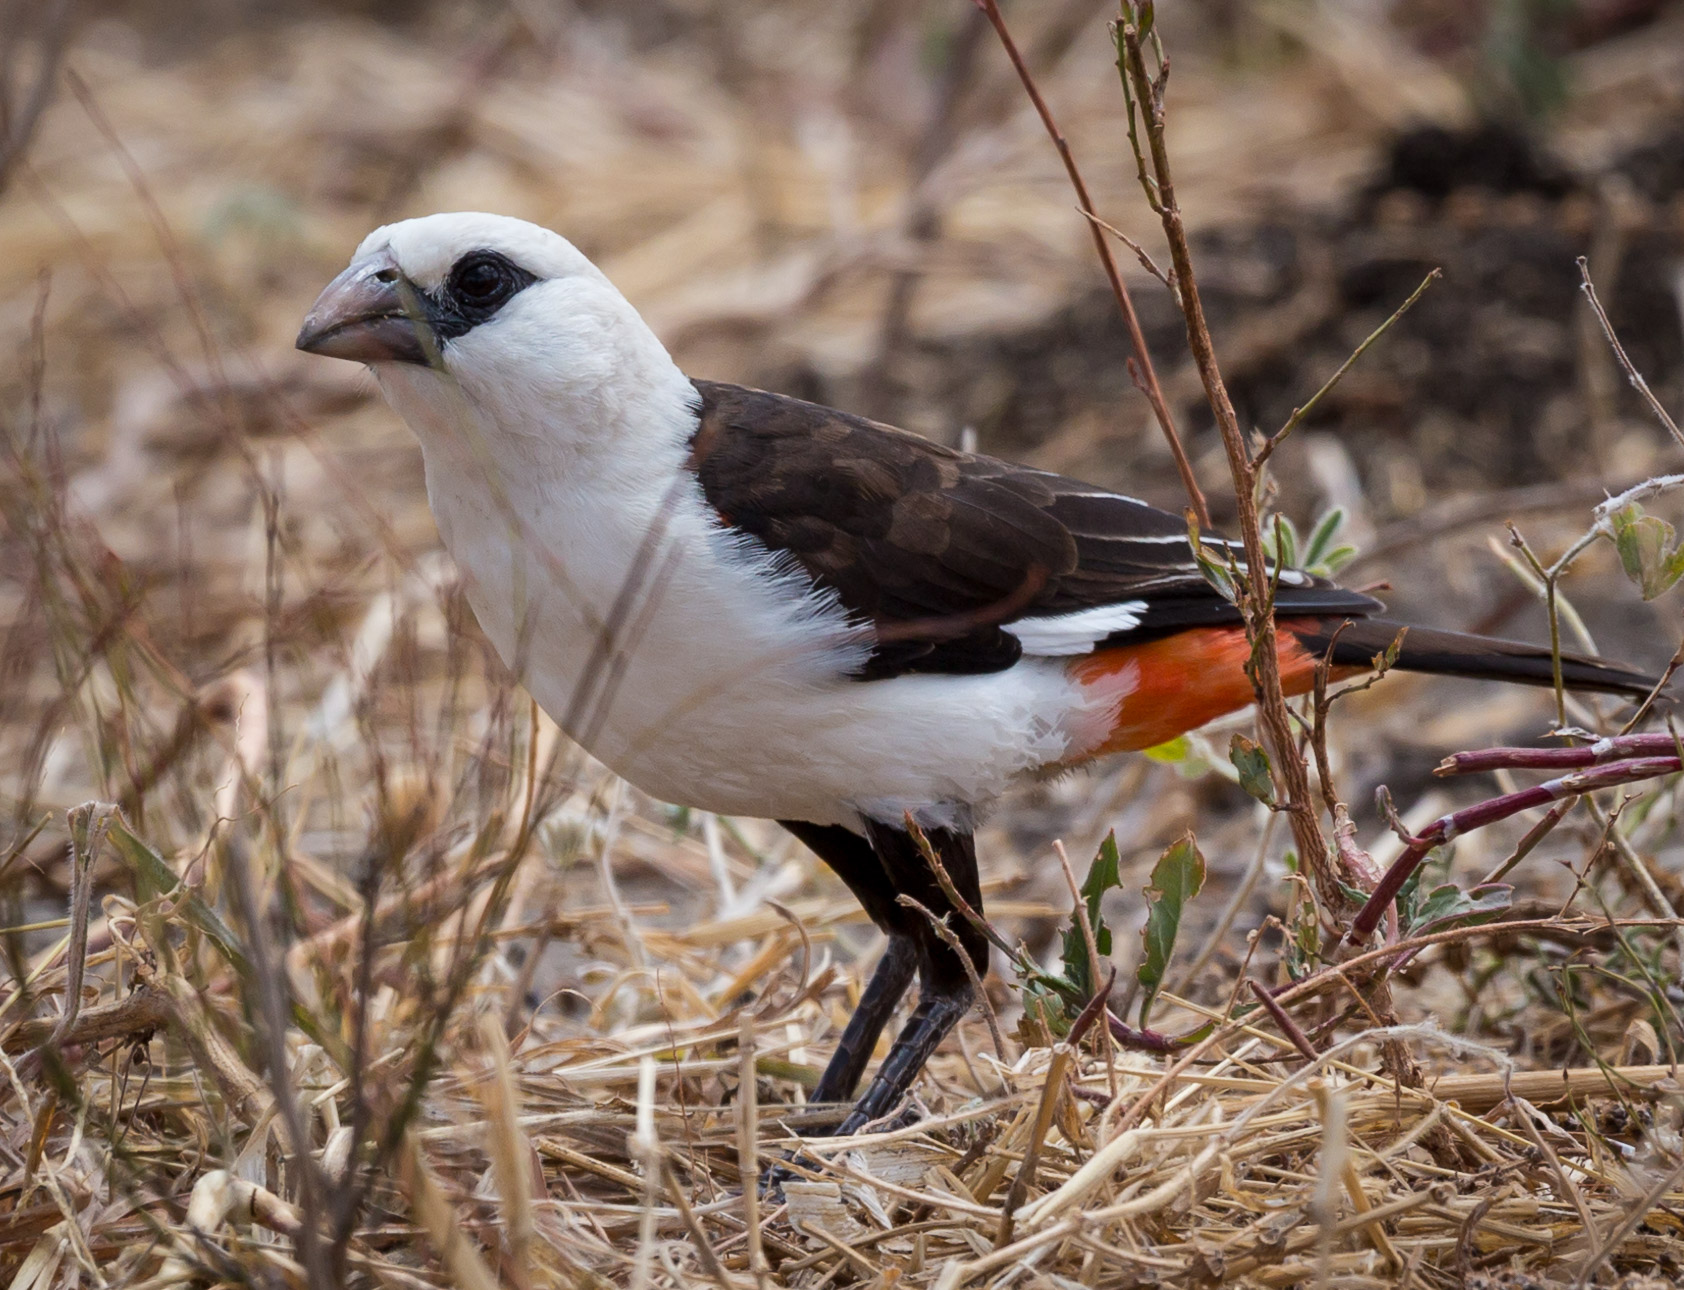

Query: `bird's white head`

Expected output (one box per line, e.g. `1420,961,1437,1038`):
297,213,694,467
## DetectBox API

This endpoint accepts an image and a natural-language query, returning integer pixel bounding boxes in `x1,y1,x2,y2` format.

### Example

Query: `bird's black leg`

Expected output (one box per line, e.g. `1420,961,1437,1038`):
832,819,987,1138
779,819,987,1142
779,822,920,1108
808,936,917,1104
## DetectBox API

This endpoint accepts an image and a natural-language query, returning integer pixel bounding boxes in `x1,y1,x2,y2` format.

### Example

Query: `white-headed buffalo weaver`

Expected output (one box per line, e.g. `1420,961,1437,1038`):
298,213,1654,1138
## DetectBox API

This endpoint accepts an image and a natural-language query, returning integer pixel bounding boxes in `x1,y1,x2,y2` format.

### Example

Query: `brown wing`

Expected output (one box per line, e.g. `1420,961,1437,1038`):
687,380,1380,678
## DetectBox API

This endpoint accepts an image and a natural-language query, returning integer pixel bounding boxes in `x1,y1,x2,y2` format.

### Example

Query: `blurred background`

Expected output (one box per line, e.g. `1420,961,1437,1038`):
4,0,1684,1005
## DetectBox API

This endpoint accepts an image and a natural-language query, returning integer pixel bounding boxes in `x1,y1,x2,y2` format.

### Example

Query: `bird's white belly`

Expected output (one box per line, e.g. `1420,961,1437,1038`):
529,628,1087,826
429,466,1098,828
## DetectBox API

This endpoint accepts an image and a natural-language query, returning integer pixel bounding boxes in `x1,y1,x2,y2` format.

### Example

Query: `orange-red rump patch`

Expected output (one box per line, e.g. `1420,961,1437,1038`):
1066,621,1360,760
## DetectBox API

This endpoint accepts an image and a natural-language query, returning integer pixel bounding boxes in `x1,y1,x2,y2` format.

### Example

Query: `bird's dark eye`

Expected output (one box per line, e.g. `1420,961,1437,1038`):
453,257,507,301
443,251,535,322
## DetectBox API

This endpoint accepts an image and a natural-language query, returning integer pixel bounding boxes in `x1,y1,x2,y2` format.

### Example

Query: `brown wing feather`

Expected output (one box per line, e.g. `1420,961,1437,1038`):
687,380,1378,678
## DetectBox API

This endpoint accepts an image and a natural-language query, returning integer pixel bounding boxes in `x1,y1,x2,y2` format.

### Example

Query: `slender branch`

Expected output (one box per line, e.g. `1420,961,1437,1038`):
23,803,110,1079
0,0,74,199
1078,208,1173,290
973,0,1208,527
221,830,331,1285
1114,10,1337,909
1248,979,1318,1063
1255,269,1440,467
1479,801,1574,886
1340,756,1681,952
5,981,173,1054
1577,257,1684,450
1593,472,1684,526
1505,524,1570,726
1621,638,1684,734
902,815,1016,958
897,893,1007,1064
1437,733,1682,776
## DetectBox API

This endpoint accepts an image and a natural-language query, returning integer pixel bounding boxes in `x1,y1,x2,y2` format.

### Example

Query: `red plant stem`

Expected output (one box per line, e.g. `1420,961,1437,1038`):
1438,734,1679,776
972,0,1209,528
1068,965,1116,1047
1248,979,1319,1063
1341,756,1681,950
1106,1011,1199,1053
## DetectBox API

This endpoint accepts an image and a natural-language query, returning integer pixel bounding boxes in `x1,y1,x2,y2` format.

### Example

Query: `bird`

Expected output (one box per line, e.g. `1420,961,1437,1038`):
297,212,1655,1139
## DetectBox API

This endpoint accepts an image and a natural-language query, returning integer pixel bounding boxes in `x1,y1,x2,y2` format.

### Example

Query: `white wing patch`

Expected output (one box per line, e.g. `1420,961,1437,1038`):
1008,601,1149,656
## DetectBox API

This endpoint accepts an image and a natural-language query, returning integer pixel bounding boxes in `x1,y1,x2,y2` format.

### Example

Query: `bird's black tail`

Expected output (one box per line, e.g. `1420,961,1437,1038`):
1285,618,1657,701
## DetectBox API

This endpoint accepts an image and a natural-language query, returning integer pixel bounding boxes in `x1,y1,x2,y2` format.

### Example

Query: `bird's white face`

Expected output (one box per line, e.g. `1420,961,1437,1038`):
297,212,690,456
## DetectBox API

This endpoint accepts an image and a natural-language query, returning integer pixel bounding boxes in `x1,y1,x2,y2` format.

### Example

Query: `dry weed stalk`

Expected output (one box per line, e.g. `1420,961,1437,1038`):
972,0,1208,528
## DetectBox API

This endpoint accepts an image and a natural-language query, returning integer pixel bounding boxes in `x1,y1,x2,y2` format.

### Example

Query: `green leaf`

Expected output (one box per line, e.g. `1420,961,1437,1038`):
1186,513,1240,604
1082,833,1122,932
1258,508,1364,581
1146,735,1220,782
1405,882,1513,938
1061,833,1122,1001
1395,859,1427,927
1320,544,1359,575
1143,735,1192,764
1285,911,1320,979
1228,734,1275,806
1336,879,1372,908
1267,515,1299,570
108,822,246,968
1378,627,1407,671
1303,507,1345,568
1135,834,1206,1027
1019,978,1071,1039
1611,504,1684,601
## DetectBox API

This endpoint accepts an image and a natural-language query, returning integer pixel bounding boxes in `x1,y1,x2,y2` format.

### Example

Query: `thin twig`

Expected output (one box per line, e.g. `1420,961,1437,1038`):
1078,208,1173,290
0,0,73,198
1505,524,1572,726
974,0,1208,526
1341,756,1680,951
1115,10,1337,908
902,817,1016,958
1620,637,1684,733
735,1015,765,1284
1577,257,1684,450
1572,1153,1684,1288
1255,269,1440,467
221,829,331,1285
1248,979,1318,1064
1052,839,1105,1013
996,1044,1073,1246
23,803,110,1080
896,893,1006,1065
1437,733,1682,775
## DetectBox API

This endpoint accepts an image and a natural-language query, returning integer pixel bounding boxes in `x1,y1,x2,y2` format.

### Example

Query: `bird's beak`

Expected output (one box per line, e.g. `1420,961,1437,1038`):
296,250,430,366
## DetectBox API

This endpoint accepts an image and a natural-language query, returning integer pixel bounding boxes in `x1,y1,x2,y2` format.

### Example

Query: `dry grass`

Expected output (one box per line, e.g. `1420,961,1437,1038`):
4,2,1684,1286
